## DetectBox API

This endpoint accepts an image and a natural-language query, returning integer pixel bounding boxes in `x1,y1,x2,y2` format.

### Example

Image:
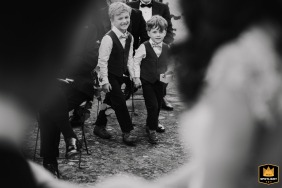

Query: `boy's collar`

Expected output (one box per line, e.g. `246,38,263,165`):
112,26,128,38
149,39,162,46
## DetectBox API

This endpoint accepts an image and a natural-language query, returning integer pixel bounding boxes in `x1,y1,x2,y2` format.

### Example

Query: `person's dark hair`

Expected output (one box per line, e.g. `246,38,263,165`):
176,0,282,105
0,0,98,109
146,15,168,32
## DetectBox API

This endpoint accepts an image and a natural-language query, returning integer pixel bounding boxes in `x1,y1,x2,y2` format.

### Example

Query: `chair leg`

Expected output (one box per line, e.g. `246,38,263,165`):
78,149,82,169
132,92,135,113
78,123,90,169
78,124,84,169
81,124,89,155
97,99,100,117
131,81,136,121
33,126,40,160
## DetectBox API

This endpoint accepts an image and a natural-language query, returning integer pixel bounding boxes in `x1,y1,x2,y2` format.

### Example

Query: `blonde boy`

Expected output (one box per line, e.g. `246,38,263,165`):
96,2,136,145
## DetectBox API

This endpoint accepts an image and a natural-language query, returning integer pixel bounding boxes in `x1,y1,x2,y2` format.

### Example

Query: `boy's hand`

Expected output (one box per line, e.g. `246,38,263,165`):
133,78,142,88
102,83,112,93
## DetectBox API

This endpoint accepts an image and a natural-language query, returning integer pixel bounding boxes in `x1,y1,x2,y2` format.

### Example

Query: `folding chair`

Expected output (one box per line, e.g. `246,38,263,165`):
33,99,100,169
71,100,92,169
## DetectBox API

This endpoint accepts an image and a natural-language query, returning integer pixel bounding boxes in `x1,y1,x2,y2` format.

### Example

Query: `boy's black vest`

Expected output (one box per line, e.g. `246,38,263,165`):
107,30,132,77
141,41,169,83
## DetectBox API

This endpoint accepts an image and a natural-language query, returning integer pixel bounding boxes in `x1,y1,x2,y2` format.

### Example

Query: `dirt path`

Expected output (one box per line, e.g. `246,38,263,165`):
57,81,188,185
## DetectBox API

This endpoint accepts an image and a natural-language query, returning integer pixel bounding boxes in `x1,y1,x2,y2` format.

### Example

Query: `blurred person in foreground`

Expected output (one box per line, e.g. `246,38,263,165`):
0,0,103,187
94,0,282,187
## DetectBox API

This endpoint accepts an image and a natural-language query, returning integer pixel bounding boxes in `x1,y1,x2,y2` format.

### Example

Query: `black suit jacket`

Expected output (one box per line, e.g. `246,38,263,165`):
97,6,149,50
128,0,174,44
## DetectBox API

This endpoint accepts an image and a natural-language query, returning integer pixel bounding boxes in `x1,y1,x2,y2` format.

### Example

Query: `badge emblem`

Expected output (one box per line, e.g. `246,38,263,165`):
258,164,279,185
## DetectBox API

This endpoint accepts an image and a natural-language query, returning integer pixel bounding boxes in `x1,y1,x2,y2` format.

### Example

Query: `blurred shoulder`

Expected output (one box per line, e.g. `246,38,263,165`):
205,23,282,124
206,23,281,90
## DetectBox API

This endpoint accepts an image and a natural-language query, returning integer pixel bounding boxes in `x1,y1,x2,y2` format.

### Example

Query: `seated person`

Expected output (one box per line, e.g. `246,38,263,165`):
132,15,173,144
39,21,100,176
95,2,137,146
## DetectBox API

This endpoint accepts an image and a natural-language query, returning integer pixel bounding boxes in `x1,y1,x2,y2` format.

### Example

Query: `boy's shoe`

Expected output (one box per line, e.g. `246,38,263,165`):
93,125,112,139
43,163,60,179
147,129,158,144
156,123,165,133
122,132,137,146
65,138,81,159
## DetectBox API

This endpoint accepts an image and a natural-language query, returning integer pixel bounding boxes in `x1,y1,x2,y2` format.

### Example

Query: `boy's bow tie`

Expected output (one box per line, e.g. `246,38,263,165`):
140,3,152,8
152,43,162,48
120,34,128,39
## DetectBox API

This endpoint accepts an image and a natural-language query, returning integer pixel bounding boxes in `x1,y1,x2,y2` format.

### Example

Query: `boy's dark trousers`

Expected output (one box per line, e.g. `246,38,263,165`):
141,78,165,131
106,73,134,133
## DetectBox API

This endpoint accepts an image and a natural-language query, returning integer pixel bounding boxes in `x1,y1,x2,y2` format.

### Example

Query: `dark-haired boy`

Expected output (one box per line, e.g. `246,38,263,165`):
132,15,173,144
129,0,175,134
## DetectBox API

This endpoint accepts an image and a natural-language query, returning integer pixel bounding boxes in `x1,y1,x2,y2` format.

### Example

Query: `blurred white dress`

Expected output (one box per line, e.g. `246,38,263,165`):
180,22,282,188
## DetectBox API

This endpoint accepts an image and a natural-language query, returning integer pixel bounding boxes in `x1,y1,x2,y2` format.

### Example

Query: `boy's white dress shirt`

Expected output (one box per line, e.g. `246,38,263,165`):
97,26,134,85
133,39,163,78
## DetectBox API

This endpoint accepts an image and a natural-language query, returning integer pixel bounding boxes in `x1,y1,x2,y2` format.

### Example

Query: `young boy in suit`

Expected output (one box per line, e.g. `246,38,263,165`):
128,0,175,132
97,2,136,145
132,15,173,144
92,0,149,140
